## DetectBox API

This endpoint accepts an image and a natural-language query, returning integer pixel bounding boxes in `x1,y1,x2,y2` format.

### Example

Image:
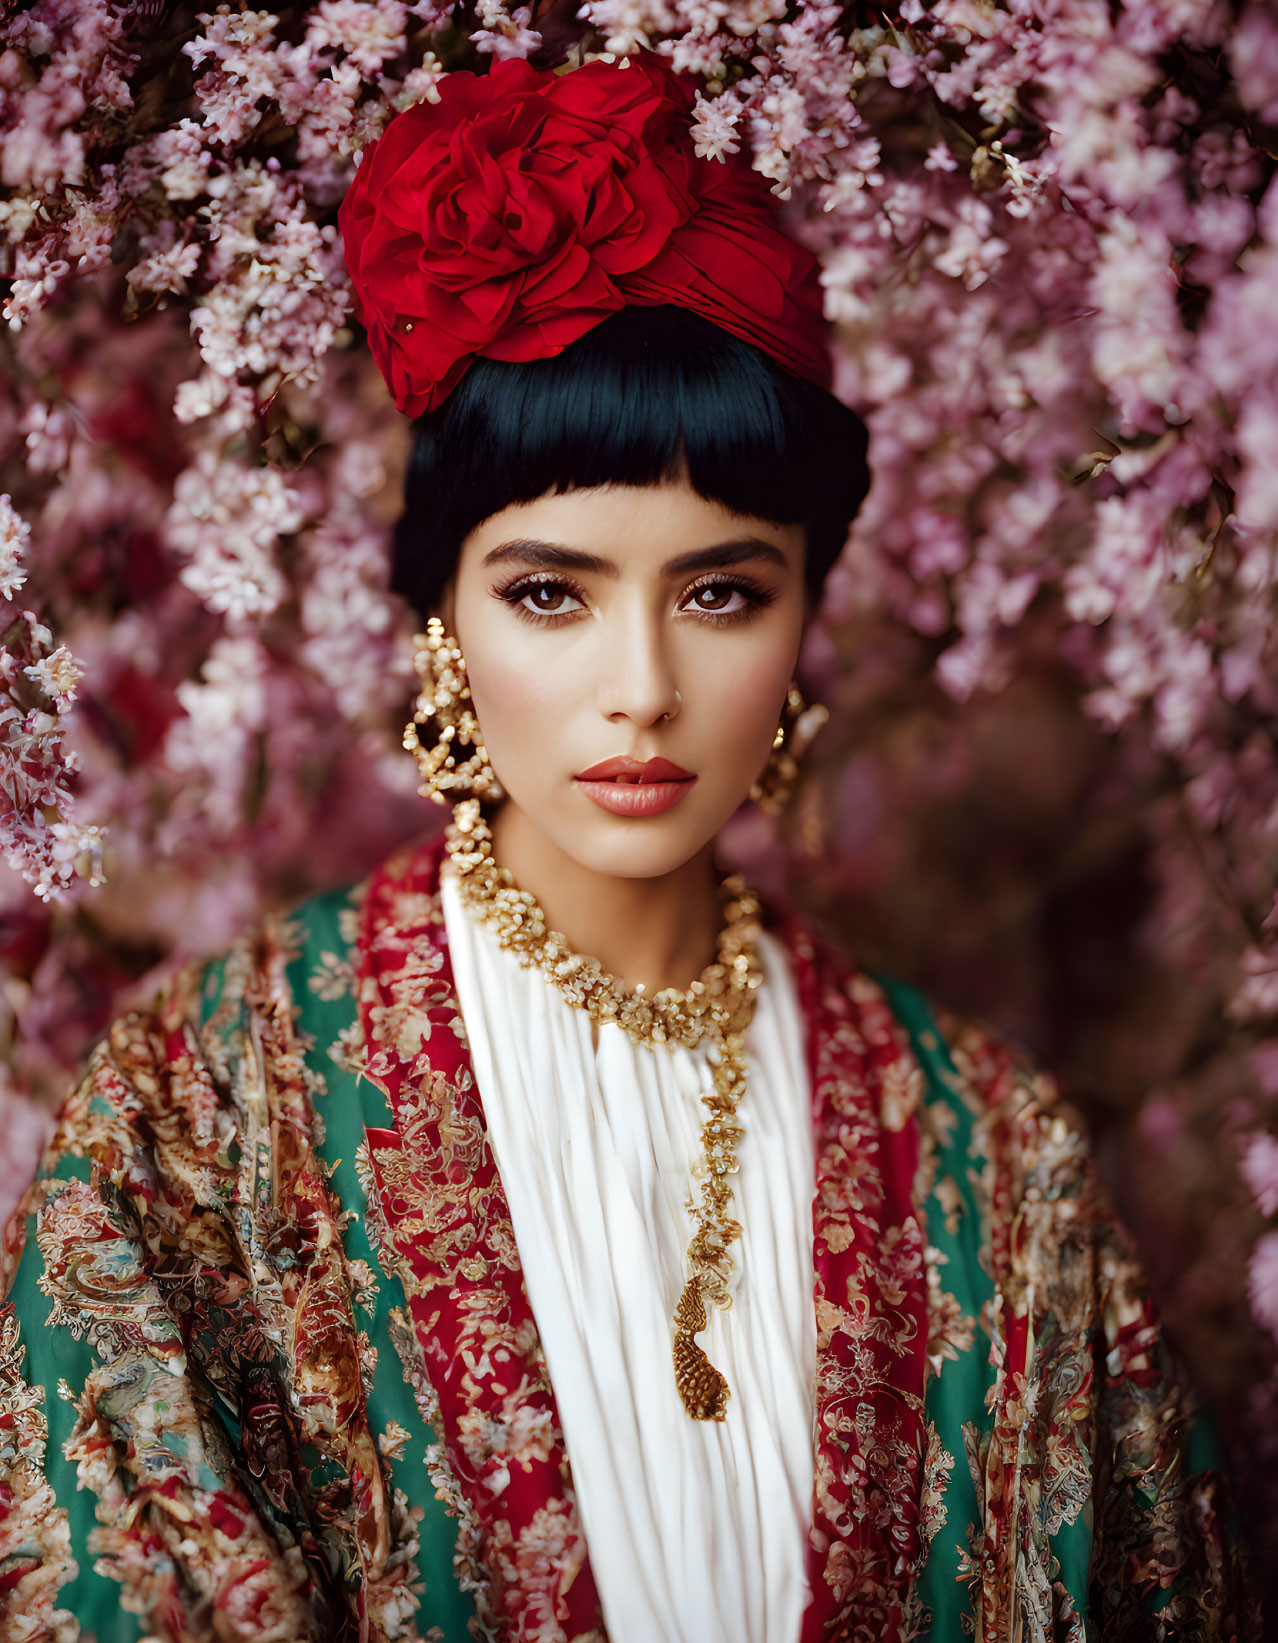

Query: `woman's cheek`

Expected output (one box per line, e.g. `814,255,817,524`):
469,649,574,787
702,664,791,795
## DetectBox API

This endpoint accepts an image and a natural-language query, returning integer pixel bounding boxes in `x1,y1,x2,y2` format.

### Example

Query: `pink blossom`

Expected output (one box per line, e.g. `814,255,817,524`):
472,0,542,62
1233,397,1278,534
933,199,1008,290
392,55,445,110
1229,947,1278,1026
0,496,30,601
1,592,96,899
1230,4,1278,124
306,1,409,75
1248,1232,1278,1343
580,5,679,58
127,237,202,298
0,0,134,192
24,644,81,709
691,93,741,162
166,453,302,620
1242,1132,1278,1220
148,119,215,202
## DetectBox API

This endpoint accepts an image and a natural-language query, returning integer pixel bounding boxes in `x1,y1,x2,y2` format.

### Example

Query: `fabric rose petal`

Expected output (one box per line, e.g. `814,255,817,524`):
339,51,832,416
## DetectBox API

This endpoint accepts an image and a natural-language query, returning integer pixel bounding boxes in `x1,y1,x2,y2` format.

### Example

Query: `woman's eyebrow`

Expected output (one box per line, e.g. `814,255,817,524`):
481,537,789,576
661,539,789,576
483,540,617,575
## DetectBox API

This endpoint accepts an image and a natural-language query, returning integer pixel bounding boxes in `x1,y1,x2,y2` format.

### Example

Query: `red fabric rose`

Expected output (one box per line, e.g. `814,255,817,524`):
339,52,831,417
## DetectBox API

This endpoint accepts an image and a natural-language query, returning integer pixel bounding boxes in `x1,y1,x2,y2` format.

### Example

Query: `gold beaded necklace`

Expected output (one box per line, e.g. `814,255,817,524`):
445,796,763,1422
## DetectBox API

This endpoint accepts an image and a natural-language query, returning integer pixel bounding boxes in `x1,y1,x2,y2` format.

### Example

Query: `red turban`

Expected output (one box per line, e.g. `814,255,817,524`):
339,51,832,417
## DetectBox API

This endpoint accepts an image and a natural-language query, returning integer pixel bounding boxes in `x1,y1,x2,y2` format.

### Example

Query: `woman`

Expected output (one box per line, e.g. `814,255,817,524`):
0,49,1256,1643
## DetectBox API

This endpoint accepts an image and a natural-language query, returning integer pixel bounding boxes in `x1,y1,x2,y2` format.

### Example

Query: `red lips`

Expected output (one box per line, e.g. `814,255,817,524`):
575,755,696,818
575,755,694,783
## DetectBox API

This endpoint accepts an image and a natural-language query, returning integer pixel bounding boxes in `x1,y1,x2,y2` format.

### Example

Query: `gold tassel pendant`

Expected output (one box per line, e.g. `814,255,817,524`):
673,1277,730,1421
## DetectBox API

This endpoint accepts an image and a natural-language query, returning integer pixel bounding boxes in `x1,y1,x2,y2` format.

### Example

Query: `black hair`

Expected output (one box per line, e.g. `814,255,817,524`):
391,304,870,615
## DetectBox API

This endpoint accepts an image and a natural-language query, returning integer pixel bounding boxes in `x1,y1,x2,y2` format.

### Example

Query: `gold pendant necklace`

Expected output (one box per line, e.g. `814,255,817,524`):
445,797,762,1421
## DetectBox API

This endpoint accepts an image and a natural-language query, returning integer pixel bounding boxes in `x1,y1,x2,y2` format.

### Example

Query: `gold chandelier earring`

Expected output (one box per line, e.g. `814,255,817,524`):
749,681,828,813
404,616,505,806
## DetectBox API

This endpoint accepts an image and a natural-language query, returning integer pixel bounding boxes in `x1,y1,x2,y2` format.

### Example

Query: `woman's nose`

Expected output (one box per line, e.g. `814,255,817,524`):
596,614,682,728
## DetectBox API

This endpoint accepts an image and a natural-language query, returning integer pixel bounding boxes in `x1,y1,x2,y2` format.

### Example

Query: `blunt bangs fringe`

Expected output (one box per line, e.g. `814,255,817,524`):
392,305,870,617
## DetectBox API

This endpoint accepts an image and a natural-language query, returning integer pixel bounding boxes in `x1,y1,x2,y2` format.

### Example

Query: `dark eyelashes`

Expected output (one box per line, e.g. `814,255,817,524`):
683,576,777,626
491,572,778,626
492,572,587,625
683,573,775,605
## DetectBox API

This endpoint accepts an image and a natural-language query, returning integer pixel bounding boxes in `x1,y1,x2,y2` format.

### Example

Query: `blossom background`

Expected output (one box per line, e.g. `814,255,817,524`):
2,0,1276,1581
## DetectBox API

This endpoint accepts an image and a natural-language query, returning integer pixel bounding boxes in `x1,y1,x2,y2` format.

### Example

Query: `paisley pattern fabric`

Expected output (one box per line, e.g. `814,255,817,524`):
0,837,1258,1643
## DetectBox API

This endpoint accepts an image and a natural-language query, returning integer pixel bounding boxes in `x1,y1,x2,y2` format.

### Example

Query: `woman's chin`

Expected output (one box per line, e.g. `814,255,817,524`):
548,802,730,881
490,786,747,883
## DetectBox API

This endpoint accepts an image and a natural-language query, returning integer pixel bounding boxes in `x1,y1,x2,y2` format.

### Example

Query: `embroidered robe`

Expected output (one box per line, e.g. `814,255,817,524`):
0,839,1257,1642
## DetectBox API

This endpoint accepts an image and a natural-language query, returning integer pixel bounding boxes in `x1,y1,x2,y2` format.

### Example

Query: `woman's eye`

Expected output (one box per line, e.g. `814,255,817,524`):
519,582,581,616
683,582,748,616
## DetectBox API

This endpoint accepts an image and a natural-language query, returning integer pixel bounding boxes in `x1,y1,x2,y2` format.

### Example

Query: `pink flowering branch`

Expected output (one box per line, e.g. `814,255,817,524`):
0,497,101,900
1,0,1276,1554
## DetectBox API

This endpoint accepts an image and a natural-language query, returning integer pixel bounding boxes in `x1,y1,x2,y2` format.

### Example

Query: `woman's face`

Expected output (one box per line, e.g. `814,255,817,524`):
443,476,807,881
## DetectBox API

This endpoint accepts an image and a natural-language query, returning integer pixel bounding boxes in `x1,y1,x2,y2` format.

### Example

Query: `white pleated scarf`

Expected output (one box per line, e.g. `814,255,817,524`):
441,867,817,1643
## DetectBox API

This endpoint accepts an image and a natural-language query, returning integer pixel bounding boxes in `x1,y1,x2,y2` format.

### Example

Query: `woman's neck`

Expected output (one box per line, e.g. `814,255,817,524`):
487,802,724,995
